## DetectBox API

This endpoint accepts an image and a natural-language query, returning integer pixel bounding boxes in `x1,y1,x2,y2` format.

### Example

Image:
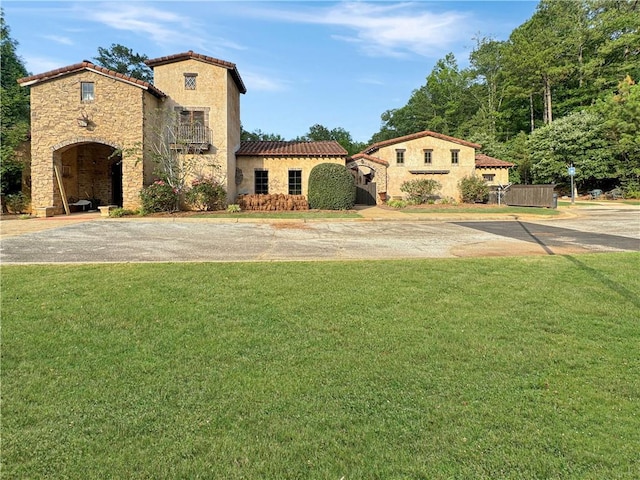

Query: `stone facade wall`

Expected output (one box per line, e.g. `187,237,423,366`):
376,136,476,202
28,70,158,213
151,59,241,201
236,156,346,197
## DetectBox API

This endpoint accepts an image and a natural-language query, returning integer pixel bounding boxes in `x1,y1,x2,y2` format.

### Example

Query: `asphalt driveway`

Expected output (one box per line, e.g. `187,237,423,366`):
1,207,638,264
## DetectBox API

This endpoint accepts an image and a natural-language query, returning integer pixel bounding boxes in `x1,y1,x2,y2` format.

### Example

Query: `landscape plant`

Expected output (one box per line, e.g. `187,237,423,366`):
139,180,179,213
4,191,29,213
185,177,226,211
307,163,356,210
458,175,490,203
400,178,441,204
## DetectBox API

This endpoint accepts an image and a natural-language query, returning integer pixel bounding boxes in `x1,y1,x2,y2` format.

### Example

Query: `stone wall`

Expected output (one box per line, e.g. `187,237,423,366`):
151,59,241,202
236,156,346,198
28,70,159,213
376,136,476,202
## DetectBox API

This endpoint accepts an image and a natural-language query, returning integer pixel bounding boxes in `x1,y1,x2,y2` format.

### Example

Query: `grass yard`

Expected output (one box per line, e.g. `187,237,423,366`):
403,205,561,216
2,253,639,479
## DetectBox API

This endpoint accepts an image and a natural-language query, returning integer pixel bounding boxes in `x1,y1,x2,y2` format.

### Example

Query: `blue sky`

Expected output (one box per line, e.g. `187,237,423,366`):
4,1,538,143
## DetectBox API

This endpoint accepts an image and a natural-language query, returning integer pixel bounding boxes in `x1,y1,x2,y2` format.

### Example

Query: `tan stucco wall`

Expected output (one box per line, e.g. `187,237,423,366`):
236,156,346,198
151,59,241,201
375,136,476,202
28,70,159,213
476,167,510,186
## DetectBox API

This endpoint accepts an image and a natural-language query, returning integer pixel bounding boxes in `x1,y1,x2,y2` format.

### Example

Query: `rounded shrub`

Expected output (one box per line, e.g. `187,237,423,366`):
139,180,179,213
458,175,489,203
308,163,356,210
185,177,226,211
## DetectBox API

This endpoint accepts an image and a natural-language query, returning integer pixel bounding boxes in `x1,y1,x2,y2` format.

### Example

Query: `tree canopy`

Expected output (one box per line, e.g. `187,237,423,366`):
93,43,153,83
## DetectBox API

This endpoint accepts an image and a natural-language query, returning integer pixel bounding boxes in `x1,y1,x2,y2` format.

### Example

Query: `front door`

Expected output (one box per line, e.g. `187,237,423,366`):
111,162,123,206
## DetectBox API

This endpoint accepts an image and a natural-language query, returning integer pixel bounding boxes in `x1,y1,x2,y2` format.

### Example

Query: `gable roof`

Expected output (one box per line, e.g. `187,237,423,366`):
237,141,347,157
146,50,247,94
362,130,481,154
348,153,389,167
475,153,515,168
17,61,166,98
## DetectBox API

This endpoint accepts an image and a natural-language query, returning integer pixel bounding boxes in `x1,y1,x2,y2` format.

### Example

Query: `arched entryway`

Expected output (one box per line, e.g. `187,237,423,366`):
53,141,123,210
347,156,388,205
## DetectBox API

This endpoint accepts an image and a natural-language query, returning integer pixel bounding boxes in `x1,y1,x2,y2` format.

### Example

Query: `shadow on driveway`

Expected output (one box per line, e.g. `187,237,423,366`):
454,221,640,255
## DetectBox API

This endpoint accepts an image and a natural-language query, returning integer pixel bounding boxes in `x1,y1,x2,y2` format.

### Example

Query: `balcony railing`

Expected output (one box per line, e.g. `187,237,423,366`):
171,125,211,151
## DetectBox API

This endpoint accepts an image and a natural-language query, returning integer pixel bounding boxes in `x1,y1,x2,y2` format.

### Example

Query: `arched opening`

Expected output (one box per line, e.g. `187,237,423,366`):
56,142,123,209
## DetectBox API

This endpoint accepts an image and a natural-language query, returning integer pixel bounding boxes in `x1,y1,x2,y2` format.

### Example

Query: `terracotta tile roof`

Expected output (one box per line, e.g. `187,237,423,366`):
348,153,389,167
475,153,515,168
17,61,166,98
146,51,246,94
362,130,481,154
237,141,347,157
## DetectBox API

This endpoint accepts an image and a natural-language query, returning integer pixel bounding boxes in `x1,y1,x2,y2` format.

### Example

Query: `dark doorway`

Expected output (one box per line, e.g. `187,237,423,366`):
356,182,377,205
111,161,123,206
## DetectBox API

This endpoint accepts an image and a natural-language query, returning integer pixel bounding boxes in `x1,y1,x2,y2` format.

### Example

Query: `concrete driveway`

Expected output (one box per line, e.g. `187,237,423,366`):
1,206,638,264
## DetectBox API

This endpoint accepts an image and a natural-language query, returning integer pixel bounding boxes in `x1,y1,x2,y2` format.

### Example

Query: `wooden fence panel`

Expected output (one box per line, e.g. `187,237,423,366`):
504,185,555,208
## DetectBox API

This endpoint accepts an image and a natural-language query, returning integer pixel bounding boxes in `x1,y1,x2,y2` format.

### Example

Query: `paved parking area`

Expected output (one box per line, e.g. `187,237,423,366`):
1,207,638,264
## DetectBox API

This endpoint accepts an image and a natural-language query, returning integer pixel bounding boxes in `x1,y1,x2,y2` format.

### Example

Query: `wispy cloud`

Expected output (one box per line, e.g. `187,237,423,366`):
238,2,471,58
42,35,74,46
24,56,66,75
241,70,289,93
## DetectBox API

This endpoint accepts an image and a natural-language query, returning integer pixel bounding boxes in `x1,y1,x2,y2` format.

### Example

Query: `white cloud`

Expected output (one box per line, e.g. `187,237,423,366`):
238,1,471,58
241,70,289,92
42,35,74,46
24,56,67,75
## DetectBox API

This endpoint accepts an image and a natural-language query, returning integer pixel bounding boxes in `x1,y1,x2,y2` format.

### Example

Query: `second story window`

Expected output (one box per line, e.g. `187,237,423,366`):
451,149,459,165
81,82,94,102
173,107,210,148
424,149,433,164
396,149,405,165
184,73,197,90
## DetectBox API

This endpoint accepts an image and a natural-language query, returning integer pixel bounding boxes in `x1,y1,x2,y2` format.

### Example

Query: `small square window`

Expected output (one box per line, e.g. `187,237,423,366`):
424,149,432,164
81,82,94,102
396,149,405,165
451,150,459,165
482,174,495,182
288,170,302,195
184,73,197,90
255,170,269,194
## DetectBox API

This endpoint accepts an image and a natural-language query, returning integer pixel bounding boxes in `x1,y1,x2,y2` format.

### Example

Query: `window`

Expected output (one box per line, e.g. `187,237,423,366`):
451,149,459,165
81,82,94,102
174,107,210,146
396,149,405,165
424,149,433,164
482,174,495,182
255,170,269,194
184,73,197,90
288,170,302,195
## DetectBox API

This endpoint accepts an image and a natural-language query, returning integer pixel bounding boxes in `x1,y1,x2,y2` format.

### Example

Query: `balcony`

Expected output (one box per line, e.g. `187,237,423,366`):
171,125,211,152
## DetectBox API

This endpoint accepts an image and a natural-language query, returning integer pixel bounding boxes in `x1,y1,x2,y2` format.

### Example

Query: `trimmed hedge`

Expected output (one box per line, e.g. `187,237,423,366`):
308,163,356,210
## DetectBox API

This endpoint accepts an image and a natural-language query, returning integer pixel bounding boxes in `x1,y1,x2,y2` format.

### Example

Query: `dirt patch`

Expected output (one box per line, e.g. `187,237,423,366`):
272,222,313,230
450,240,591,257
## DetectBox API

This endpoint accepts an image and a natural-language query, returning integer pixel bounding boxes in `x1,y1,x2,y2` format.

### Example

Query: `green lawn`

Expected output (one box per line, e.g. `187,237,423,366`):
2,254,639,479
403,205,561,216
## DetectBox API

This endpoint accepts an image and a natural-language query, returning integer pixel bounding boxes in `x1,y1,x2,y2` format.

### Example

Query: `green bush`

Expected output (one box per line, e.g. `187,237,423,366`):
226,204,241,213
308,163,356,210
458,175,489,203
185,177,226,211
4,192,29,214
387,199,408,208
400,179,441,204
139,180,179,213
108,208,136,218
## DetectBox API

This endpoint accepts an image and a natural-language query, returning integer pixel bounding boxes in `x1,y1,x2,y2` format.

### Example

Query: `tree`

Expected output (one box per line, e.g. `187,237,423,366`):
595,75,640,188
241,127,284,142
0,9,30,195
528,110,614,188
93,44,153,83
299,124,365,155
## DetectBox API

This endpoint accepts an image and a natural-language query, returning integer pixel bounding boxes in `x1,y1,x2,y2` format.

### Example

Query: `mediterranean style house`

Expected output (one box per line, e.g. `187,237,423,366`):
17,51,512,214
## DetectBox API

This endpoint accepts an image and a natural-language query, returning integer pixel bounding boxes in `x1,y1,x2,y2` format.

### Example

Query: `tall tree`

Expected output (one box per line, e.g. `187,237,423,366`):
0,9,30,194
241,127,284,142
299,124,365,155
93,44,153,83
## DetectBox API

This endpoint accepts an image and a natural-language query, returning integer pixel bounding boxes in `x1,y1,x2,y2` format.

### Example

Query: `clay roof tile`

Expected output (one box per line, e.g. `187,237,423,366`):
236,141,347,157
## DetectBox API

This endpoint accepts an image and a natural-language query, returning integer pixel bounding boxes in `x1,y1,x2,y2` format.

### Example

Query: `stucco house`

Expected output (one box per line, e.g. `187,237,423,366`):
17,50,511,214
